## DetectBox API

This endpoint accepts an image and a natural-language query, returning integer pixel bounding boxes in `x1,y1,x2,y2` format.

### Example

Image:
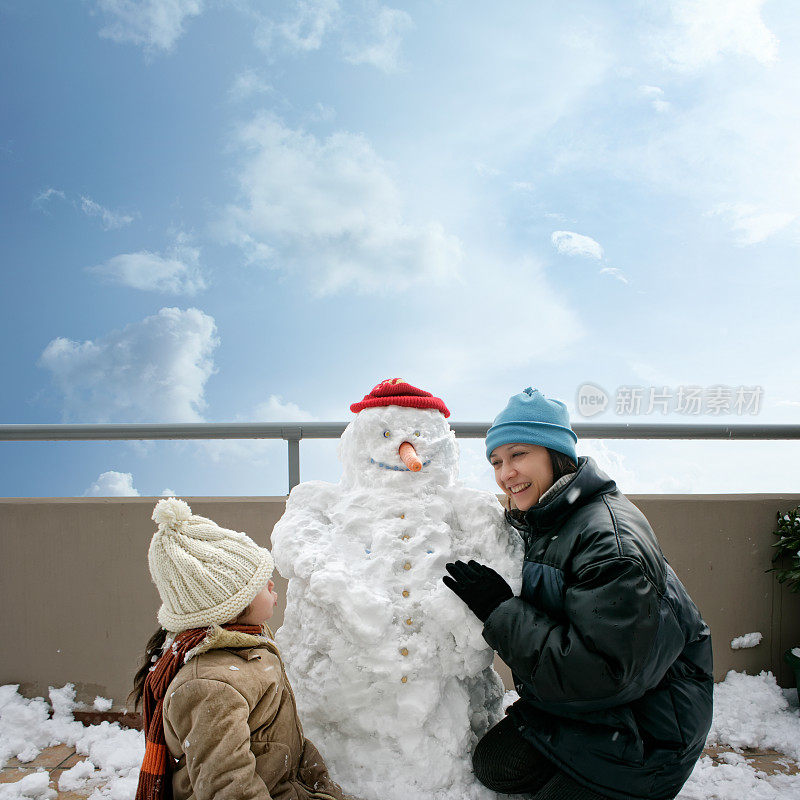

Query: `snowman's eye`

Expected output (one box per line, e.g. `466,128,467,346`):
414,431,420,437
383,430,391,438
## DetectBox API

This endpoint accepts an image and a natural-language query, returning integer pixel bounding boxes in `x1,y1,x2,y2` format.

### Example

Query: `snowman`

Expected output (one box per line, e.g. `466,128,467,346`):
271,379,523,800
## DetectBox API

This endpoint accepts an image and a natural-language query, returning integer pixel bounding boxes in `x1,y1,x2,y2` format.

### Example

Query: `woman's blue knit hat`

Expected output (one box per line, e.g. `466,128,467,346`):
485,387,578,462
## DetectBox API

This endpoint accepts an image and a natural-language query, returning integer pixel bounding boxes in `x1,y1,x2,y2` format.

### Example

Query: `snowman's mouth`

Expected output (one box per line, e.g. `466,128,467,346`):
370,458,432,472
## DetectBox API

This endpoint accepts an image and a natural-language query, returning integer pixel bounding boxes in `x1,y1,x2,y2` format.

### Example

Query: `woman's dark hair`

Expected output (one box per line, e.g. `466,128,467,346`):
504,448,578,528
128,626,168,710
549,448,579,483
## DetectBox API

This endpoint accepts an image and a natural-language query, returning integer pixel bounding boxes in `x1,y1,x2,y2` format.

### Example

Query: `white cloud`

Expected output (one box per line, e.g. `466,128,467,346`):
33,189,136,229
309,102,336,122
220,114,462,294
551,230,604,260
566,23,800,248
342,4,412,73
457,439,498,493
228,69,273,102
638,85,671,113
474,162,501,178
32,188,66,210
656,0,779,72
774,399,800,408
282,0,339,51
254,395,318,422
256,0,340,53
254,0,411,73
161,487,176,496
708,202,798,246
79,196,135,230
84,470,140,497
400,254,585,385
599,266,629,284
39,307,218,422
627,361,672,386
88,234,206,294
95,0,203,53
201,396,317,468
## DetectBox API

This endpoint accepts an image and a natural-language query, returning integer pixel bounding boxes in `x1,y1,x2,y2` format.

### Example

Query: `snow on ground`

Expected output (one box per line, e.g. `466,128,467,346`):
0,684,142,799
677,671,800,800
0,672,799,799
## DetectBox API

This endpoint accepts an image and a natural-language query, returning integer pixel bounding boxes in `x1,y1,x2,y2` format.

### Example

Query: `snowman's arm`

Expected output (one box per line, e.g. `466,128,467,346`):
270,482,336,580
450,489,523,592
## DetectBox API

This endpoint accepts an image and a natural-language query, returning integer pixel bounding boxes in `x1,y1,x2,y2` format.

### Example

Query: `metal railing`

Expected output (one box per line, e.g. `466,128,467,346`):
2,422,799,491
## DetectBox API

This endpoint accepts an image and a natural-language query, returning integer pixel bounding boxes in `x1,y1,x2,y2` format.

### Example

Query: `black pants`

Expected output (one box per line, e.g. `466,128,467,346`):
472,715,609,800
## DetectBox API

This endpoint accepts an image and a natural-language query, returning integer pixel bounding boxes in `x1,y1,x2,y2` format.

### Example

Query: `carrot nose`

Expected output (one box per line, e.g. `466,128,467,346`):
399,441,422,472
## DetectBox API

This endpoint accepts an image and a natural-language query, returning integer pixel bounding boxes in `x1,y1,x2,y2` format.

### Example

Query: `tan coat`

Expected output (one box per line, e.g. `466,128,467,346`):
162,626,347,800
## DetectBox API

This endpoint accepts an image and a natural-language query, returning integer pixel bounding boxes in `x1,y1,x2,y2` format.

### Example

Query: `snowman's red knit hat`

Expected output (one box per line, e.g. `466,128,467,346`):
350,378,450,418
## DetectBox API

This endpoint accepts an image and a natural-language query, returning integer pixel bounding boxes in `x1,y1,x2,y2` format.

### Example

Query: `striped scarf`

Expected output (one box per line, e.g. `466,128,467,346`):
135,623,264,800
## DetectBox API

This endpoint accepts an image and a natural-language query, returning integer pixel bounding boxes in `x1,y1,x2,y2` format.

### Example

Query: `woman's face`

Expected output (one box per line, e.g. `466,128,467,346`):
489,443,554,512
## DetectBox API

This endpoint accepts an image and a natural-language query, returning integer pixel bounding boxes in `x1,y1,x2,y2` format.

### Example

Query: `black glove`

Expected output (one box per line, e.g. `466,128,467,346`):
442,560,514,623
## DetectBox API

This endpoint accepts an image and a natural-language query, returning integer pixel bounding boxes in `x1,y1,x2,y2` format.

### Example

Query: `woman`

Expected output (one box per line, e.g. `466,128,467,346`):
443,388,713,800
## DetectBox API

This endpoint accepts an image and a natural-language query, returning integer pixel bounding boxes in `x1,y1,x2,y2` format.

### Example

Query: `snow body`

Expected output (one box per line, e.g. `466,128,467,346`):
271,405,523,800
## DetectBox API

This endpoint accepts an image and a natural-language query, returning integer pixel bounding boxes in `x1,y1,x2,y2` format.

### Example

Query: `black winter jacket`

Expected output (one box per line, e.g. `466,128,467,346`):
483,456,713,800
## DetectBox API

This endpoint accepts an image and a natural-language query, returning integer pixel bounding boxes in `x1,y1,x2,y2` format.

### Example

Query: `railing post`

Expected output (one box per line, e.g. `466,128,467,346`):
282,427,302,492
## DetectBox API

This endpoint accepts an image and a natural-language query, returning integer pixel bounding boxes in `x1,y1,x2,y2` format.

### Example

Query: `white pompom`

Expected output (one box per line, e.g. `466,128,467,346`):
152,497,192,529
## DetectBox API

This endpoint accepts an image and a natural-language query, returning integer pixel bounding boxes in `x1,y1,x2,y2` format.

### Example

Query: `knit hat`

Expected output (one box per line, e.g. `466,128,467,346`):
350,378,450,417
147,498,275,633
485,387,578,462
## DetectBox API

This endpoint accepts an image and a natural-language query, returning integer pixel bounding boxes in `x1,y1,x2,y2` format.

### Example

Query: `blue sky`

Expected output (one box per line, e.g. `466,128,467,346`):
1,0,799,498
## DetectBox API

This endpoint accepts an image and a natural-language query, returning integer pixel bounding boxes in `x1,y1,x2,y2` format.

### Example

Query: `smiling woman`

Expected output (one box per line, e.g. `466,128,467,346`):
443,388,714,800
486,389,579,512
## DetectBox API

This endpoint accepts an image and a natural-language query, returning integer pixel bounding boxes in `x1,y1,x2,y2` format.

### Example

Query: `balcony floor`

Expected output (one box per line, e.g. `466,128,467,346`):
1,742,798,799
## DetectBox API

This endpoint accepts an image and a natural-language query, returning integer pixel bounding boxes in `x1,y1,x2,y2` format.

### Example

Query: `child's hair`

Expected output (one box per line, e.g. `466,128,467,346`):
128,601,255,710
128,627,169,710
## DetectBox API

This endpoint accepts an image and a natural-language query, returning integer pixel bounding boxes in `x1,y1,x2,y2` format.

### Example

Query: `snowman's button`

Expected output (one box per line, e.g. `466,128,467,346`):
400,514,405,519
405,618,412,625
401,676,408,683
400,648,408,656
403,562,412,570
402,535,410,541
402,590,410,597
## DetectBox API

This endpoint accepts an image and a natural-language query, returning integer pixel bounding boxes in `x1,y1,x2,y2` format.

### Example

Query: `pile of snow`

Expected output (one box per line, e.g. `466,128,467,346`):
705,670,800,759
679,755,800,800
731,632,762,650
92,696,113,712
0,683,143,799
677,671,800,799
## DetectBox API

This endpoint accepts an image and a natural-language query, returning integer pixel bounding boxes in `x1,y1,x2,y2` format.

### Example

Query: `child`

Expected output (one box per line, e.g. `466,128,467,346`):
130,497,347,800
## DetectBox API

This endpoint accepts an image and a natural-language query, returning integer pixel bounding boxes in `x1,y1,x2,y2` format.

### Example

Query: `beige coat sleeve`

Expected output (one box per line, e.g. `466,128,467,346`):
166,678,272,800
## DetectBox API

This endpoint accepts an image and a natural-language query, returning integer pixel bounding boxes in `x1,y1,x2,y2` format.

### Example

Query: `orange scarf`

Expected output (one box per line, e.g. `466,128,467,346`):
135,623,264,800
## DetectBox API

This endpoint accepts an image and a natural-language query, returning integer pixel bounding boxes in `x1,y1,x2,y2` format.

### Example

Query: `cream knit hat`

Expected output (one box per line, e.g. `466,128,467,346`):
148,498,275,632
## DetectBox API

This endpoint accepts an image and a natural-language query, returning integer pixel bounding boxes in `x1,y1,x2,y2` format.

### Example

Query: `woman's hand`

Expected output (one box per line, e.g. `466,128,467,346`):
442,560,514,622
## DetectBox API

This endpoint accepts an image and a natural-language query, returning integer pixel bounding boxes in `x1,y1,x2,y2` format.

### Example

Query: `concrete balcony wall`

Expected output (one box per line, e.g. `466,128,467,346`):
1,494,799,710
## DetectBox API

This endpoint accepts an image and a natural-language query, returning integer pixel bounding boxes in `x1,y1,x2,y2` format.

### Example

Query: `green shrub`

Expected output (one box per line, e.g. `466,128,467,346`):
771,506,800,593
